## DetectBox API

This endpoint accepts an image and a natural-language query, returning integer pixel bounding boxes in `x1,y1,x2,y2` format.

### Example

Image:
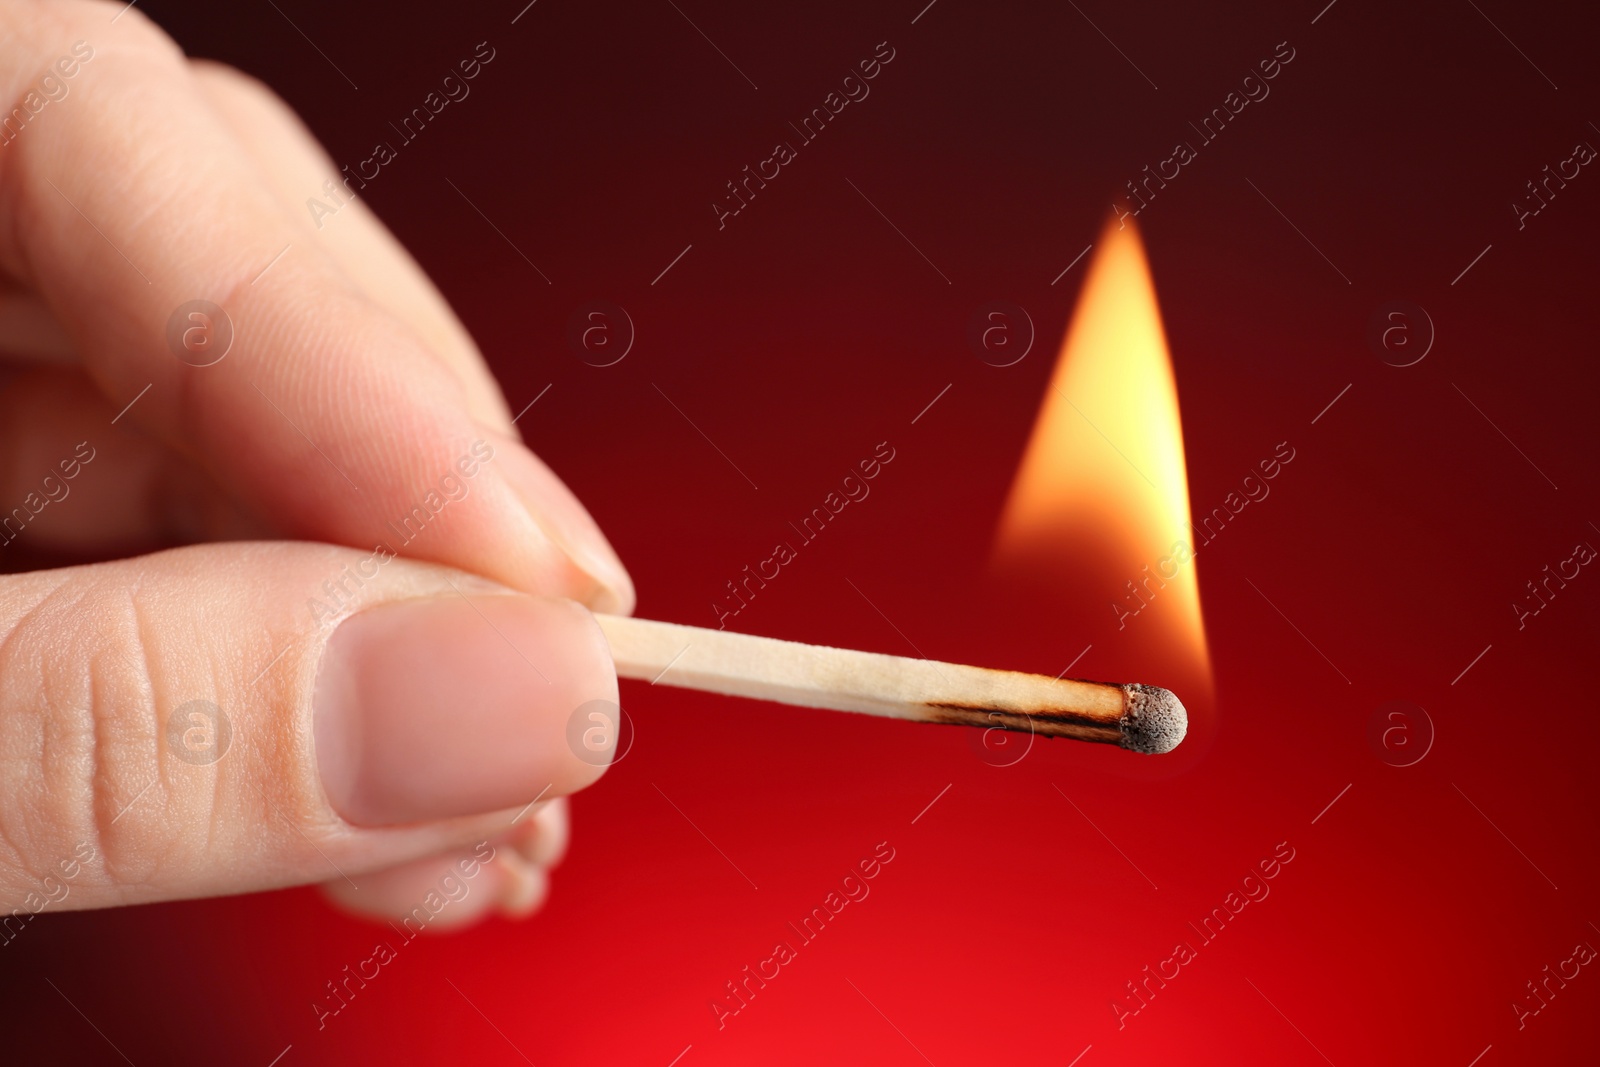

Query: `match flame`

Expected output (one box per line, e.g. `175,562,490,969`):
995,217,1210,683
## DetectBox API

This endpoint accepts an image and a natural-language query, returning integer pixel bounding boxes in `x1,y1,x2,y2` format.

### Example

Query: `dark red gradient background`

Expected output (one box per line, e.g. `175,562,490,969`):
6,0,1600,1063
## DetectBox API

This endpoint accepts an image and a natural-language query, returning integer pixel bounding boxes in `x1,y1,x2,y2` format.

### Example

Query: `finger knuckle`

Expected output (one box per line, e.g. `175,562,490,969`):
188,57,276,104
1,1,169,62
0,572,199,901
61,1,178,59
0,576,101,894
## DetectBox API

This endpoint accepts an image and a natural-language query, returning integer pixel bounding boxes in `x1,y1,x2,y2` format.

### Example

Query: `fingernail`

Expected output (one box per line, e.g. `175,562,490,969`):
495,857,550,919
508,796,569,868
483,430,636,614
314,594,617,827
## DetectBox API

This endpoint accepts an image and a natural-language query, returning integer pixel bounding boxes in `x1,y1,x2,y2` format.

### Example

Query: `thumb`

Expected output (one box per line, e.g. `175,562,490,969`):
0,541,618,911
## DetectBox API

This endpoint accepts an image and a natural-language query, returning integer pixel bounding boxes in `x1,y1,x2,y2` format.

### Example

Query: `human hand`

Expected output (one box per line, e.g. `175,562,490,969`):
0,0,632,930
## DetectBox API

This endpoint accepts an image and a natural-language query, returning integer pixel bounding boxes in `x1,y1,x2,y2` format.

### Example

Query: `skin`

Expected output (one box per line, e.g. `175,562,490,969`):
0,0,632,927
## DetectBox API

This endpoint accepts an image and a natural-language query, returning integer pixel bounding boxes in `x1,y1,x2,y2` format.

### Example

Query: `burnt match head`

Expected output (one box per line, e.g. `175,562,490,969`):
1118,684,1188,755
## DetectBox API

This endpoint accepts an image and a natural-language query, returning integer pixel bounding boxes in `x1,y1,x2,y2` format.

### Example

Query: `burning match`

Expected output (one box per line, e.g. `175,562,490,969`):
596,614,1187,755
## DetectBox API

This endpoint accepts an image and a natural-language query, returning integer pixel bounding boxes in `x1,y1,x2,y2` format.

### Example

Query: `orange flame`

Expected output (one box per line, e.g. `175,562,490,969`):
994,217,1210,683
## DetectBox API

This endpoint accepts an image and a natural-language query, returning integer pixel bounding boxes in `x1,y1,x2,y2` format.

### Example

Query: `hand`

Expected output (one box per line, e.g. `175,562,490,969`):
0,0,632,930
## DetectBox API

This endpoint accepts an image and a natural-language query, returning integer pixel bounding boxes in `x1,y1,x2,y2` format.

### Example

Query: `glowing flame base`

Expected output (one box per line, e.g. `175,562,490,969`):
993,218,1211,688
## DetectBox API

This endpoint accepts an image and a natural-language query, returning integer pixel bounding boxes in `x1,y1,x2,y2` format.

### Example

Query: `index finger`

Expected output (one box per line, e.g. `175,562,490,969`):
0,1,631,611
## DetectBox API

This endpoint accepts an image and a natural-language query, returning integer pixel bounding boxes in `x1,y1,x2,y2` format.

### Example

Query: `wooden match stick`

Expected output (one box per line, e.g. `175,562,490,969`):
594,615,1187,755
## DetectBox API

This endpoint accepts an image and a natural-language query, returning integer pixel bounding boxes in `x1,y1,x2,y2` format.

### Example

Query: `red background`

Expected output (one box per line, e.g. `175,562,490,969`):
6,0,1600,1063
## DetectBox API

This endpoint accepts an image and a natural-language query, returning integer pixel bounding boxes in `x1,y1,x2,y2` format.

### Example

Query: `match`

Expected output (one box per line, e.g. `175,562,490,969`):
594,615,1187,755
